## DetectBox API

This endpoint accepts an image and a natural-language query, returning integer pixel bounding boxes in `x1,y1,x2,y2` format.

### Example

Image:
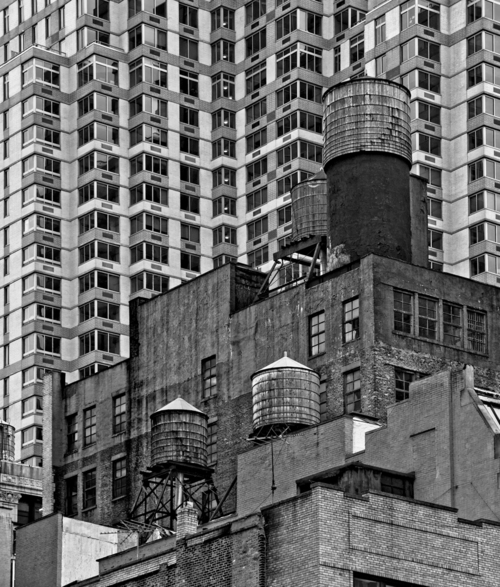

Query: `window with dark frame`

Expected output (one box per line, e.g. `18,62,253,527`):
113,394,126,434
344,368,361,413
418,296,438,339
319,380,327,421
83,469,96,509
83,406,96,446
394,290,413,333
343,297,359,343
66,476,78,516
394,368,420,402
67,414,78,451
207,421,218,464
443,302,462,346
202,356,217,398
112,458,127,499
467,308,487,352
309,311,325,356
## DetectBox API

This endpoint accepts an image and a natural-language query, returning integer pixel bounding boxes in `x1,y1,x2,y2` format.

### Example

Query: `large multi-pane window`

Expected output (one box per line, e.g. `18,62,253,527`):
22,155,60,176
401,39,440,62
80,331,120,355
129,24,167,50
276,11,296,39
247,187,267,212
79,122,119,146
78,56,118,87
79,270,120,293
418,164,441,187
344,369,361,413
276,111,322,137
211,6,234,29
22,96,60,118
131,272,169,293
417,133,440,156
401,0,440,30
181,194,200,214
83,470,97,509
401,69,440,93
212,40,235,63
246,100,267,124
335,7,366,33
202,356,217,398
213,225,236,245
113,395,126,434
395,368,418,402
130,95,167,118
23,214,61,235
131,212,168,235
180,135,199,156
77,27,110,49
343,298,359,343
309,311,325,356
112,458,127,498
247,216,268,240
23,333,61,357
84,407,96,446
276,43,322,76
23,273,61,295
277,141,322,165
246,62,267,94
412,101,440,125
129,0,166,17
180,164,199,185
179,3,197,26
180,106,198,127
78,0,109,18
469,159,500,182
79,152,119,175
22,59,60,88
179,69,197,96
131,184,168,206
470,222,500,245
443,302,462,346
181,223,200,243
79,92,118,117
350,33,364,63
247,245,269,267
131,242,168,264
247,129,267,153
246,0,265,24
212,72,235,99
23,303,61,324
79,241,119,264
130,58,167,87
213,167,236,187
247,28,266,57
79,182,119,205
469,191,500,214
213,138,236,159
276,80,322,107
130,153,168,176
130,124,167,147
468,31,500,57
79,300,119,322
467,309,487,352
23,244,61,265
418,296,438,339
394,290,413,333
468,62,500,88
247,158,267,182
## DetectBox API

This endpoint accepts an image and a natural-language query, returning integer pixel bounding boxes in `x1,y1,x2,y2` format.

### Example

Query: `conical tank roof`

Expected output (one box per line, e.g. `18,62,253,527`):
252,352,315,378
151,397,206,418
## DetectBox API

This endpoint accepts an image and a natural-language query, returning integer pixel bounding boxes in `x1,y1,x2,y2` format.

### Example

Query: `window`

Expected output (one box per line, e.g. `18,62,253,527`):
467,309,486,352
180,252,200,272
23,333,61,357
344,369,361,413
67,415,78,451
23,304,61,324
334,46,341,73
212,40,235,63
79,182,119,205
213,196,236,216
248,245,269,267
309,311,325,356
212,138,236,159
3,377,9,397
418,296,437,339
335,7,366,33
247,216,268,240
84,407,96,446
213,167,236,187
22,396,43,417
276,43,322,77
131,242,169,264
468,158,500,182
181,223,200,244
79,122,119,146
131,184,168,206
22,426,43,446
180,164,200,185
202,356,217,397
22,59,60,88
394,290,413,333
180,106,198,127
79,300,119,322
129,0,165,17
401,69,440,93
277,81,322,107
276,11,296,39
375,15,386,44
77,27,110,49
277,140,322,165
112,458,127,498
376,54,388,76
130,153,168,177
247,158,268,182
180,135,199,156
23,214,61,236
278,205,291,226
66,477,78,516
412,101,440,125
22,155,61,177
179,69,197,96
213,225,237,245
214,255,236,268
212,72,235,100
180,37,198,60
277,170,312,196
179,4,197,27
131,212,168,235
246,62,267,94
418,164,441,187
131,272,169,293
306,11,322,34
78,0,109,19
79,241,119,264
427,198,442,219
78,55,118,87
179,194,199,214
247,187,268,212
276,111,322,137
113,395,126,434
207,422,217,464
417,133,440,156
443,302,462,346
211,6,234,30
401,0,440,31
246,0,265,24
79,211,119,235
83,469,96,509
23,273,61,295
401,38,440,62
130,58,167,88
130,124,167,148
343,297,359,343
130,95,167,118
78,151,118,175
212,109,235,130
247,129,267,153
394,368,419,402
469,191,500,214
350,33,364,64
23,244,61,265
22,96,60,118
428,228,443,250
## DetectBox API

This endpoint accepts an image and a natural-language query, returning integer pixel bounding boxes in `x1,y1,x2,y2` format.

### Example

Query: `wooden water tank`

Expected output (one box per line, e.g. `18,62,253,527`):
0,419,15,461
252,354,320,430
291,169,327,242
150,398,208,468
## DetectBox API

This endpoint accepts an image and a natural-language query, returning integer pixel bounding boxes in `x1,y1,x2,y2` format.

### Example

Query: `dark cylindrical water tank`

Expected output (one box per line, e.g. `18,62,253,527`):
323,79,413,266
252,354,320,430
150,398,208,468
291,169,327,242
0,419,15,461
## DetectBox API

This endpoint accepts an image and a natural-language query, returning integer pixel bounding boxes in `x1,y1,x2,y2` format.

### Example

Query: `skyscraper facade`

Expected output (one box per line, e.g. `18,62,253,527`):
0,0,489,461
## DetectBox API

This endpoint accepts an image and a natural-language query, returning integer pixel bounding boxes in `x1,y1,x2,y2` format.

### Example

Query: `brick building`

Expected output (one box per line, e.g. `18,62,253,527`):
15,78,500,585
